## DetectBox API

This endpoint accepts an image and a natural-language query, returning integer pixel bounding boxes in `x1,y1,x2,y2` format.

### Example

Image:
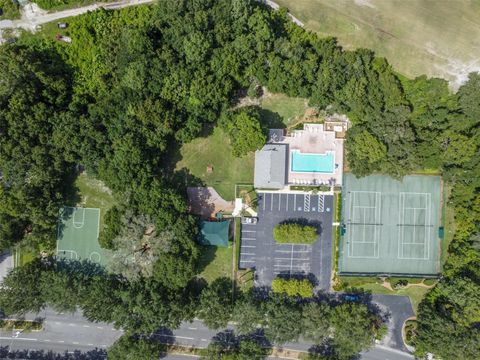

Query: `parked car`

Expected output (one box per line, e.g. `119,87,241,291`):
58,22,68,29
241,217,258,225
344,294,360,302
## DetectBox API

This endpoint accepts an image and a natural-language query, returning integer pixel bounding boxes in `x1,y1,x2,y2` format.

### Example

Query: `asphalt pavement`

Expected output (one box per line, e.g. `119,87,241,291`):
241,192,333,290
0,251,13,283
0,308,413,359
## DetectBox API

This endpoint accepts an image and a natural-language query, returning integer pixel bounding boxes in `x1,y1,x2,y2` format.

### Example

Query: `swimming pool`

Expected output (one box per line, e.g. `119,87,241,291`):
291,151,335,173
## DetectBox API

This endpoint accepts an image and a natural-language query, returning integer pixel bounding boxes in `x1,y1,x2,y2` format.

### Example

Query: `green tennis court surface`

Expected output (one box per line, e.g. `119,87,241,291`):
339,175,441,276
57,207,105,265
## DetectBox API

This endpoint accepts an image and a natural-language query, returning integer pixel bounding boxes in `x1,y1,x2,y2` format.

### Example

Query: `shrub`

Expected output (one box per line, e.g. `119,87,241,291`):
404,320,417,346
393,279,409,289
273,223,317,244
272,278,313,298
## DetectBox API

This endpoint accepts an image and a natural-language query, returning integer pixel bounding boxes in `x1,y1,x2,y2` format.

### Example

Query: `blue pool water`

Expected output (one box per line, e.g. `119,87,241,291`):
291,151,335,173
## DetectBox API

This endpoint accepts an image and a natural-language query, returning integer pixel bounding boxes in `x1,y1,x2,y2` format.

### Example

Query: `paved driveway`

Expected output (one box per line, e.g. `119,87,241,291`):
0,251,13,283
372,295,415,352
240,192,333,290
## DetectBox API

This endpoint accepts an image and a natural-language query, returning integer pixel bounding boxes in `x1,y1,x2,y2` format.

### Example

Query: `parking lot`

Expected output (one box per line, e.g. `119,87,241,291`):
239,192,334,290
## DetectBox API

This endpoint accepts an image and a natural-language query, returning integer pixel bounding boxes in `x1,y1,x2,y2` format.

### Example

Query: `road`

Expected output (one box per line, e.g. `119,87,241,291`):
0,309,121,355
0,308,413,359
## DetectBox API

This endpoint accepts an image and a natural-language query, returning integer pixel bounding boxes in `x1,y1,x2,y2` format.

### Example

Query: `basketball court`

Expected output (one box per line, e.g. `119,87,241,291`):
338,175,441,276
56,207,105,265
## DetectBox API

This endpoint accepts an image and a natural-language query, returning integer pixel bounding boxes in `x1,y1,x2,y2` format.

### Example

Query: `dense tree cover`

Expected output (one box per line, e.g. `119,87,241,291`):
0,259,196,333
107,334,165,360
271,277,313,298
0,0,19,20
0,262,382,359
200,335,270,360
219,106,266,157
0,0,478,357
273,223,317,244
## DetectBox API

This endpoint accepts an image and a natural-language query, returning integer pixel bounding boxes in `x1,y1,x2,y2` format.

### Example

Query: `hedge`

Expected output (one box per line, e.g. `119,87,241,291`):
271,278,313,298
273,223,317,244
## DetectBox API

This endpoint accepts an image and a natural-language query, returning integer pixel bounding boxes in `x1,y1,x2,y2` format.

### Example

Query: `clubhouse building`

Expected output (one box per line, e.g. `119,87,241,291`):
254,123,345,190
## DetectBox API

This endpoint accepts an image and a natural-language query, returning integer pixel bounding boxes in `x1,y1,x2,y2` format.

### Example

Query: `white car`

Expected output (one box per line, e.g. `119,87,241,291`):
241,217,258,224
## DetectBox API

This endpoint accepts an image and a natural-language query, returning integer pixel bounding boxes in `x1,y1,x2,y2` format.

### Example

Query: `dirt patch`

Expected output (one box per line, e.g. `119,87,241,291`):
187,187,234,218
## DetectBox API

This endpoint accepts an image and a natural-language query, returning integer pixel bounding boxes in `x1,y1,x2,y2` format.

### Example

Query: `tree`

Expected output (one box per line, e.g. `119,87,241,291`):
271,278,314,298
105,211,174,280
99,206,124,249
345,128,387,177
220,107,266,157
231,295,264,335
200,335,270,360
301,302,331,343
198,278,234,329
262,294,303,344
330,304,377,359
107,334,165,360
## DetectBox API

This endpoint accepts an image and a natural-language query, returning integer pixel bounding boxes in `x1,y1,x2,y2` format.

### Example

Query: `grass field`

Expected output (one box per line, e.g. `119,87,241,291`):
338,276,433,313
74,172,117,229
198,245,233,283
260,93,308,127
176,127,254,201
276,0,480,89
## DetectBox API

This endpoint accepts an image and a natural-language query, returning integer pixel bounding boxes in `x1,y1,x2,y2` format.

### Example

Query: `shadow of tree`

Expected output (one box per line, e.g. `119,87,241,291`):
259,108,285,130
0,347,107,359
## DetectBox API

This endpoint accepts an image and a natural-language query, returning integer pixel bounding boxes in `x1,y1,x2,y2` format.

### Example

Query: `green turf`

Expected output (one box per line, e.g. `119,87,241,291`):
275,0,480,87
197,245,233,283
57,206,105,265
176,127,254,201
339,174,442,276
260,93,308,126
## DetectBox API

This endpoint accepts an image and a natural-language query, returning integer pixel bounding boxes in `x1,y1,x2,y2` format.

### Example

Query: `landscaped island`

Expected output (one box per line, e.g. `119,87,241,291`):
273,223,317,244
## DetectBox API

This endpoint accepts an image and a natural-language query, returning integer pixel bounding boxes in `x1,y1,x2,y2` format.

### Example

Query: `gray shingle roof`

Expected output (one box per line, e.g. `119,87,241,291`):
254,144,287,189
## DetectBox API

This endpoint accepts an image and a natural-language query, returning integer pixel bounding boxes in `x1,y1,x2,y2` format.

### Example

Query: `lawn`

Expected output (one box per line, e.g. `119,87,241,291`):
275,0,480,88
260,93,308,127
197,245,233,284
337,276,433,314
176,127,254,201
74,172,117,229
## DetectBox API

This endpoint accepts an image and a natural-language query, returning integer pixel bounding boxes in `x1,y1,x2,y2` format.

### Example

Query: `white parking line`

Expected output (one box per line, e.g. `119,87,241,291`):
275,249,310,253
279,193,281,210
263,194,266,211
241,260,255,263
242,245,256,248
241,252,255,256
242,230,256,233
294,194,297,211
274,257,310,261
242,237,256,240
271,193,273,211
286,194,289,211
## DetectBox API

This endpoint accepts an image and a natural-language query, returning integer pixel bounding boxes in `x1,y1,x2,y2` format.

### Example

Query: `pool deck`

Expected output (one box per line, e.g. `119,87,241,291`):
283,124,344,186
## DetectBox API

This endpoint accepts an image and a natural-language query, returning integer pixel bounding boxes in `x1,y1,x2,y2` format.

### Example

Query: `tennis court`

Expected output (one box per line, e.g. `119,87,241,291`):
57,207,105,265
338,175,441,276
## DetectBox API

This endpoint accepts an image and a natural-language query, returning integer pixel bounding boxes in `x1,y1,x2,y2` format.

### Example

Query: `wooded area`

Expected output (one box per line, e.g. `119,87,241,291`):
0,0,478,358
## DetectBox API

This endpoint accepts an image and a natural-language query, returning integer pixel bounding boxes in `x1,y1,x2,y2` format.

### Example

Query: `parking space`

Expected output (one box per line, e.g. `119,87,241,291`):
239,192,334,290
239,222,257,269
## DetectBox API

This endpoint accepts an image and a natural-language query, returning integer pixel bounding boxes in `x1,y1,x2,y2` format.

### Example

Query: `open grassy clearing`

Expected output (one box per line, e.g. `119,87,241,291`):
338,276,435,314
276,0,480,88
74,172,117,228
260,93,308,127
176,127,254,201
197,245,233,284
